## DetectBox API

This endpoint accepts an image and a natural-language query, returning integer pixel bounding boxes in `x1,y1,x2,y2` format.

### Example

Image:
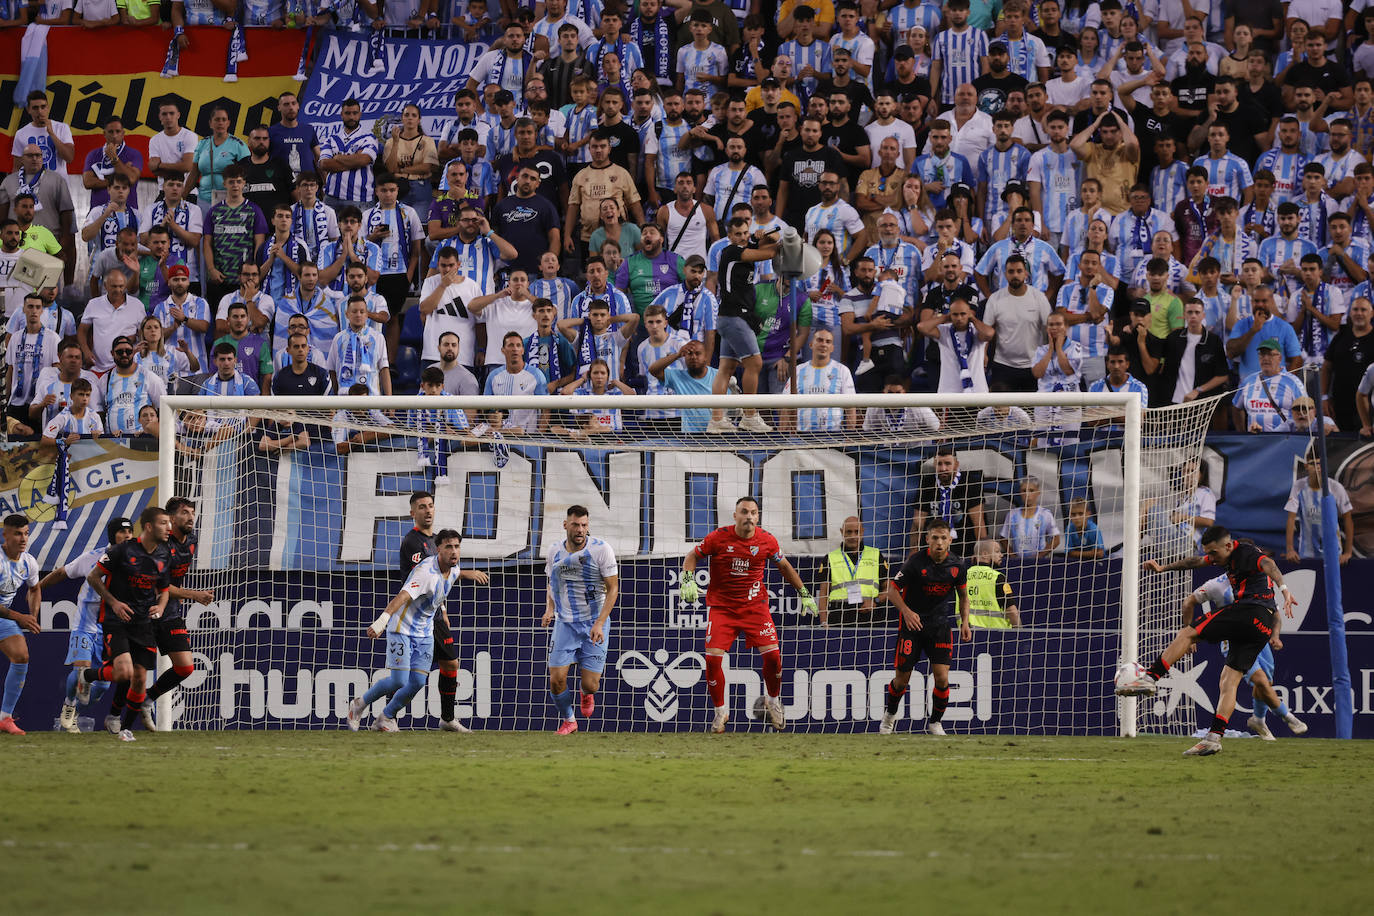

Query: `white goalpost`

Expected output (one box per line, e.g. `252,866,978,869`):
156,391,1217,737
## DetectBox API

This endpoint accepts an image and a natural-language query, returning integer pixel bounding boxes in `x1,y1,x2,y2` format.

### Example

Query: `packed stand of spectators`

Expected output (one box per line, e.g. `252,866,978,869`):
5,0,1374,443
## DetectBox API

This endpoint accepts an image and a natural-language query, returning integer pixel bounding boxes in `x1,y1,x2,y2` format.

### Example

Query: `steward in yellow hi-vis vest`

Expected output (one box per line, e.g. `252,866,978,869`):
816,516,889,626
967,540,1021,629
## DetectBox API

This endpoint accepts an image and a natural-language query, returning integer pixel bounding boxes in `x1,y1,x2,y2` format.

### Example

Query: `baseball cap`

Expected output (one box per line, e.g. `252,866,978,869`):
1257,338,1282,352
1001,181,1029,201
493,89,515,105
893,45,916,61
761,76,781,89
948,181,974,198
107,517,133,539
167,263,190,280
988,41,1009,54
1129,298,1152,315
111,335,135,350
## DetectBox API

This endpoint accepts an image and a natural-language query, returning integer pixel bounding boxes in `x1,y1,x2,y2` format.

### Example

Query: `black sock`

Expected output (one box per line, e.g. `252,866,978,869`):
885,682,906,715
146,667,189,702
1146,658,1170,681
931,686,950,723
109,681,129,713
439,669,457,721
1209,714,1228,736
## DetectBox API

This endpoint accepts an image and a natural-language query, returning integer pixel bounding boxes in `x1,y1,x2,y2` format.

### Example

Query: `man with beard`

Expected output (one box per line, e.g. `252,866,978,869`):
824,91,872,179
618,222,684,317
102,335,167,436
1186,77,1267,169
972,41,1028,116
239,125,294,217
910,446,987,554
984,254,1054,391
1323,296,1374,432
269,90,321,180
777,118,845,227
863,91,918,170
839,256,909,393
492,164,561,274
1169,42,1217,119
317,99,380,211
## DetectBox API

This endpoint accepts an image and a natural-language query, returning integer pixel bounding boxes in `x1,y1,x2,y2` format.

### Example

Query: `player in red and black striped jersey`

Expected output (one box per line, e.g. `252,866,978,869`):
1124,525,1298,757
139,497,216,727
679,497,818,734
82,506,172,741
880,518,973,736
399,491,489,732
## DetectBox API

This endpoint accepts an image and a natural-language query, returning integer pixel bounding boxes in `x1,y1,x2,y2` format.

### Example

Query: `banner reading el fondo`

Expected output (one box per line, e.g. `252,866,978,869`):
0,439,156,567
0,26,306,173
300,32,488,142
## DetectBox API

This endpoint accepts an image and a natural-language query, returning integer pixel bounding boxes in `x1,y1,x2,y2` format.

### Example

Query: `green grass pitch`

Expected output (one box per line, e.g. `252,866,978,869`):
7,732,1371,915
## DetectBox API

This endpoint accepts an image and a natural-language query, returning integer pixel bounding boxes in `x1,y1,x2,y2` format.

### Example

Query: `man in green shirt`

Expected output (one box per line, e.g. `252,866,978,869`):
616,223,683,315
12,194,61,257
1142,257,1184,340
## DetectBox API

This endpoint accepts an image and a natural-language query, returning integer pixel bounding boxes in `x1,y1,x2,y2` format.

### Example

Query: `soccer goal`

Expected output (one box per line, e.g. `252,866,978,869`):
156,391,1218,736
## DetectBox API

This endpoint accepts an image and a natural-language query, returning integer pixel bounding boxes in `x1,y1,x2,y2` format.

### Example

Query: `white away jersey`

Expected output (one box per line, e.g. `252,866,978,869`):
546,536,618,626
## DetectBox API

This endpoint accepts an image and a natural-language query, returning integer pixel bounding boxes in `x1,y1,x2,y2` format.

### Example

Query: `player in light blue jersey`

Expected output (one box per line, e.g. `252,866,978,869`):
48,517,133,733
0,515,40,735
347,530,464,733
542,505,619,735
1183,574,1307,740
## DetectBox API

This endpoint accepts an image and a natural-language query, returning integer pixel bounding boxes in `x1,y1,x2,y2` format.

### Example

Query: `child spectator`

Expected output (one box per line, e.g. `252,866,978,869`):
42,378,101,446
559,358,634,437
415,366,470,485
999,476,1061,559
1063,497,1105,560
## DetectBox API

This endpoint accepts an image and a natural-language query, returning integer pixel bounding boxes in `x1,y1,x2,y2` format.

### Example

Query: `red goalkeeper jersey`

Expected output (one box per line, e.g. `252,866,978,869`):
694,526,782,613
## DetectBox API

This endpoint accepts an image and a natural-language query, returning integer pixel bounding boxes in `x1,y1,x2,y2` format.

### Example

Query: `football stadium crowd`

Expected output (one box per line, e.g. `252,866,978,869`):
3,0,1374,441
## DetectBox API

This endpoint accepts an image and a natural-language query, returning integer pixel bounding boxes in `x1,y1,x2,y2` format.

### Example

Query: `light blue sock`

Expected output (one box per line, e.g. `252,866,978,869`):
383,671,427,719
65,669,80,703
363,671,403,707
552,688,575,722
2,662,28,717
1275,701,1291,718
1255,702,1269,722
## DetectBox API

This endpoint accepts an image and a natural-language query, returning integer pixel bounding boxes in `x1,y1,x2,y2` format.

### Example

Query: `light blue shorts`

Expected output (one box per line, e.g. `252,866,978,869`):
1247,643,1275,682
0,618,23,641
66,630,103,666
386,631,434,675
548,619,608,673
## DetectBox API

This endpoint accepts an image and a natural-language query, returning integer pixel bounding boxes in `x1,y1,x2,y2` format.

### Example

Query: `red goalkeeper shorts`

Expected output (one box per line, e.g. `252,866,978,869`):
705,605,778,652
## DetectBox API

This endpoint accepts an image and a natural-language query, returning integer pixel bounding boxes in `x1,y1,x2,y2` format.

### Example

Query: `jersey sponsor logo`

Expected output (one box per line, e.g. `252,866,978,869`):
730,557,751,576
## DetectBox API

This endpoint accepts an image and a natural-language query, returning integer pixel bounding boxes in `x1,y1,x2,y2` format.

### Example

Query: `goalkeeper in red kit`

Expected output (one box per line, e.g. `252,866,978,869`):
678,497,818,733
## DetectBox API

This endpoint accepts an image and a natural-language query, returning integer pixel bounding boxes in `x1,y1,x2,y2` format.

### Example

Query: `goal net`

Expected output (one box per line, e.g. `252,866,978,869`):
157,391,1218,736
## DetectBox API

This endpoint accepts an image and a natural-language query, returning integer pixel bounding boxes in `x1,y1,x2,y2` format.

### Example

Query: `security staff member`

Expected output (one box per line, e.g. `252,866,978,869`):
966,540,1021,629
816,516,888,626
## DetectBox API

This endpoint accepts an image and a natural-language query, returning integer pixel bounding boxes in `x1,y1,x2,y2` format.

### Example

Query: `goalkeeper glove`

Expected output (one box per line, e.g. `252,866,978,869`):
679,574,699,604
798,588,818,617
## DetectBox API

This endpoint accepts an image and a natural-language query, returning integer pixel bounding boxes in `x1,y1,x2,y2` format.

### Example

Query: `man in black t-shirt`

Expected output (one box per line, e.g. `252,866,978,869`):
1322,297,1374,432
879,519,972,736
1282,31,1352,110
1125,525,1299,757
708,218,778,433
596,88,642,175
141,497,216,726
1190,78,1267,167
823,90,872,184
84,506,172,741
973,42,1029,116
910,446,987,553
777,117,845,227
239,126,295,217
